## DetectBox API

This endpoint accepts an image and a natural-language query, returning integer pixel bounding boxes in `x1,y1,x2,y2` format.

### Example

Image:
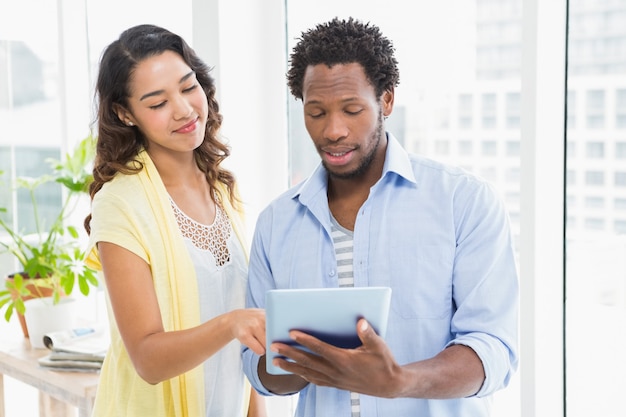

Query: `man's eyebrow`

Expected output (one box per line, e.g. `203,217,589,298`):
139,71,196,101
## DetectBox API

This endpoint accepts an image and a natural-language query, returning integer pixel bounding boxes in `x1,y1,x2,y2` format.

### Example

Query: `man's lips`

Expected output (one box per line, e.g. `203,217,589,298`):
326,150,349,157
321,145,354,156
322,147,354,165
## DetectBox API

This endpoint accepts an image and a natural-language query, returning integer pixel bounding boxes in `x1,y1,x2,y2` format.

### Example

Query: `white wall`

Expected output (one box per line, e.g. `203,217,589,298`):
193,0,290,245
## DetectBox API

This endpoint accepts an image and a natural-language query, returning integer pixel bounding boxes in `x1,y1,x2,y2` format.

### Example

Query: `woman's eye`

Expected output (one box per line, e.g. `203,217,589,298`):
183,84,198,93
150,102,166,110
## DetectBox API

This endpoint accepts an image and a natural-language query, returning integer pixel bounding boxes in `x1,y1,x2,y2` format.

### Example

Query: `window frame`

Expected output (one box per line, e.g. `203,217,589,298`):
519,0,566,415
193,0,568,415
41,0,571,414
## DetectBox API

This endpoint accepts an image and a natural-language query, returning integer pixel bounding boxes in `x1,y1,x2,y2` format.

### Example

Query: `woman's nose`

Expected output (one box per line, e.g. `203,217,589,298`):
173,95,193,119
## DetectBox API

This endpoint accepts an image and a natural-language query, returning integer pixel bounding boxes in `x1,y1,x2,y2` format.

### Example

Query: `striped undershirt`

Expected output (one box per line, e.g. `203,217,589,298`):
330,219,361,417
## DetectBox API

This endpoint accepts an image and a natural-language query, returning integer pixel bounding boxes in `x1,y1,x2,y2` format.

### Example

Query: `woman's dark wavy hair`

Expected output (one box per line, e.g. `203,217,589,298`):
85,24,237,234
287,17,400,100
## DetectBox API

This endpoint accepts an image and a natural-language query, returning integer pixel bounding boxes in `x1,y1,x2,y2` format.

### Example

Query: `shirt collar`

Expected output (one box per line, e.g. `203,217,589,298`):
382,132,417,185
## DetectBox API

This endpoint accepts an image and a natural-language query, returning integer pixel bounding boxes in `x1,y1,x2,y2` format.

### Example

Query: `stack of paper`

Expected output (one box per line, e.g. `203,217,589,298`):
38,326,109,372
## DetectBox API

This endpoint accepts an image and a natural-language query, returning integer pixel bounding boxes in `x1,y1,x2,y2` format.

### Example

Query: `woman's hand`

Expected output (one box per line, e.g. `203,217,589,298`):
226,308,266,355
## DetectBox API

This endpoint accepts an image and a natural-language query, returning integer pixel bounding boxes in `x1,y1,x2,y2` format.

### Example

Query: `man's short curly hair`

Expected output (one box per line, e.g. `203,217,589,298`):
287,17,400,100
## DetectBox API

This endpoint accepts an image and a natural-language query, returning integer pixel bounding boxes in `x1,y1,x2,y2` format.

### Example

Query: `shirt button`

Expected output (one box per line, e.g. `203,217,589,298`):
329,270,336,277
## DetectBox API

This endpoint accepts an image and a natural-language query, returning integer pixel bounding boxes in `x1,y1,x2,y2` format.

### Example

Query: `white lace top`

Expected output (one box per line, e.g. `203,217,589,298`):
170,198,232,265
170,197,248,417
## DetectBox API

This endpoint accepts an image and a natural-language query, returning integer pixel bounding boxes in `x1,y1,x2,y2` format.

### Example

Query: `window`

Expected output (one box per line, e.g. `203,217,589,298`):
584,217,605,230
615,219,626,233
585,170,605,185
615,197,626,210
458,93,473,128
566,1,626,415
482,93,497,128
6,1,613,416
584,196,604,208
0,1,65,276
286,3,523,414
586,89,605,128
616,88,626,128
458,140,474,155
1,0,195,276
615,171,626,186
482,140,498,155
504,140,519,156
585,141,605,158
506,92,521,128
616,141,626,158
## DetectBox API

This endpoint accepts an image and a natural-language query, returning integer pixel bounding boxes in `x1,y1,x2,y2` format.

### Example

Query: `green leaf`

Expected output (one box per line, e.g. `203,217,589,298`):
14,298,25,315
0,294,12,309
4,305,14,322
0,135,99,322
13,273,24,288
78,276,89,296
67,225,79,238
84,268,99,286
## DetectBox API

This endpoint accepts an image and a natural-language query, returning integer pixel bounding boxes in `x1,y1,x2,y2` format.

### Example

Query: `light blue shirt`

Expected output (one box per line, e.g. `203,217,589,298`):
243,133,519,417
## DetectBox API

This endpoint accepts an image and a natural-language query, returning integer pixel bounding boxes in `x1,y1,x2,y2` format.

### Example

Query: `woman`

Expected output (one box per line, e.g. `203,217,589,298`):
84,24,266,417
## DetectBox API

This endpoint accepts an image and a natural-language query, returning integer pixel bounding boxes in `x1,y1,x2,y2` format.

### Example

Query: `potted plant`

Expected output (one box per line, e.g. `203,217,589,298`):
0,135,99,336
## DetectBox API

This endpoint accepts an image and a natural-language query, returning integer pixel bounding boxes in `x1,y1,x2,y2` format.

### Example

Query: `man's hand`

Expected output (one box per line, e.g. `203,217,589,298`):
270,318,404,398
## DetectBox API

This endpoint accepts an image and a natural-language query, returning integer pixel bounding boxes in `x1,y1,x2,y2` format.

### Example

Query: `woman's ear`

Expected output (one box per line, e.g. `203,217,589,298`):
381,88,395,118
114,104,135,127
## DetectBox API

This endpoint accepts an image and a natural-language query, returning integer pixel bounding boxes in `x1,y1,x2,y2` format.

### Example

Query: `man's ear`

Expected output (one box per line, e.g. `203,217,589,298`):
381,88,395,117
114,104,135,127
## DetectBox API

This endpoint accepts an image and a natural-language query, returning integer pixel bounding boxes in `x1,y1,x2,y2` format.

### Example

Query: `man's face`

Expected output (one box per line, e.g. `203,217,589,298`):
301,63,392,179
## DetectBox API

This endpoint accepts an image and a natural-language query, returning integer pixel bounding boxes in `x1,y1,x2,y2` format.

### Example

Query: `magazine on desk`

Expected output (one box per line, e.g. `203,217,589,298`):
38,326,109,372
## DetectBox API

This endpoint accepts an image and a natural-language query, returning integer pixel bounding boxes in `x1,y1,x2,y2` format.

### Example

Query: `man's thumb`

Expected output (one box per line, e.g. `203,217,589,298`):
357,318,375,344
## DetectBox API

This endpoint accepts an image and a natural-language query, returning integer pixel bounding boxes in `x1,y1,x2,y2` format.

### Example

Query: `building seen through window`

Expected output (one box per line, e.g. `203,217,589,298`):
1,5,64,277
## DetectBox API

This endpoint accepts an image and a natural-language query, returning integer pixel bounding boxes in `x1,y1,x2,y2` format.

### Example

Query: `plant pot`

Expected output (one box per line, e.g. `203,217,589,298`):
5,273,56,338
23,297,77,349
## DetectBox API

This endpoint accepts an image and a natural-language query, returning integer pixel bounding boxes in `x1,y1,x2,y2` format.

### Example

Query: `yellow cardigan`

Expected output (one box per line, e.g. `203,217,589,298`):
86,149,249,417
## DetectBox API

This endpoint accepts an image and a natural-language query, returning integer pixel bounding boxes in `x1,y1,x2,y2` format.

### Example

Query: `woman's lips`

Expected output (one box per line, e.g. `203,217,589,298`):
174,118,198,133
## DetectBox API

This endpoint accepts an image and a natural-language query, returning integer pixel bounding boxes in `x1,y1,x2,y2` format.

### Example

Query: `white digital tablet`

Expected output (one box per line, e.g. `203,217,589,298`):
265,286,392,375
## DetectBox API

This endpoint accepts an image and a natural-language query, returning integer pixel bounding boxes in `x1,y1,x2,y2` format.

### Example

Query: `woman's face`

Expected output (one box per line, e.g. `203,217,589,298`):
119,50,209,154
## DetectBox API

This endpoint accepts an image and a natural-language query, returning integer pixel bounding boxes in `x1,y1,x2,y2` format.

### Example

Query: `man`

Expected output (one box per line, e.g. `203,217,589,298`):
242,17,519,416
